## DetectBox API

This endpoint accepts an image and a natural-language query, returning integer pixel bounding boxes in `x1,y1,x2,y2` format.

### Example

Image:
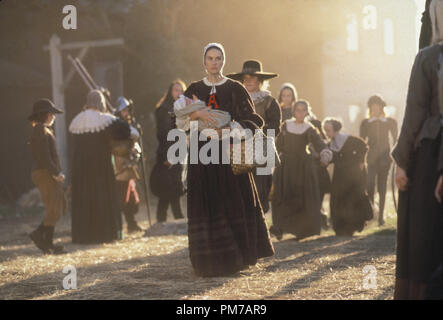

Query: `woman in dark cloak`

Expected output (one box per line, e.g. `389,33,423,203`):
150,79,186,223
323,118,373,237
392,0,443,299
69,90,130,244
175,43,274,277
270,100,332,241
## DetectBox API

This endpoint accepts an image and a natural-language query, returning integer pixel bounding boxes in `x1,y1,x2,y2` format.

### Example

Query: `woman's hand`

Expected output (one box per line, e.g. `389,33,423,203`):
435,175,443,203
190,107,221,128
359,163,365,171
395,166,409,191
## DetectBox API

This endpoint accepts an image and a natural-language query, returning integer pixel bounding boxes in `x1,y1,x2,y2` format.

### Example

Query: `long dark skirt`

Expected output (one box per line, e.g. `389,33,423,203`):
271,154,322,239
187,139,274,277
330,163,372,236
395,137,443,299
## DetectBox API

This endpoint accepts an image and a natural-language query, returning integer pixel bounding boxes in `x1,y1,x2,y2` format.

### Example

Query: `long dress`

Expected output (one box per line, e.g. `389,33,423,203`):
180,77,274,277
250,91,281,214
308,117,332,201
271,120,329,240
150,99,185,222
69,109,130,244
329,134,373,236
391,43,443,299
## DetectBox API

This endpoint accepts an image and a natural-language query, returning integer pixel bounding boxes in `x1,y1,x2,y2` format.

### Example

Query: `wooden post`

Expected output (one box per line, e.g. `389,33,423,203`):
49,34,69,179
45,35,124,181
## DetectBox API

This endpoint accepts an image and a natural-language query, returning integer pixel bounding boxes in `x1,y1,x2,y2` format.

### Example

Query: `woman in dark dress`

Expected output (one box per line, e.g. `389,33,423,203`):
69,90,131,244
270,100,332,241
323,118,373,237
360,95,398,226
175,43,274,277
392,0,443,299
278,84,331,228
150,80,186,223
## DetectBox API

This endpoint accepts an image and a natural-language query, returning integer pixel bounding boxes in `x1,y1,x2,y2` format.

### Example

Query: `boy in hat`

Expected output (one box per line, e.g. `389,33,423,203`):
28,98,66,254
227,60,282,213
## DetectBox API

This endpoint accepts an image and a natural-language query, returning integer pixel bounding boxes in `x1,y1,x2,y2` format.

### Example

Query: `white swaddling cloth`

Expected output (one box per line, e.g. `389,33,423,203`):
173,95,232,131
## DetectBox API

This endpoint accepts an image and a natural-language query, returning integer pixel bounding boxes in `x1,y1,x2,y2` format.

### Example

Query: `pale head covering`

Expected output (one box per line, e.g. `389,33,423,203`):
430,0,443,45
279,82,298,100
86,90,106,112
203,42,226,73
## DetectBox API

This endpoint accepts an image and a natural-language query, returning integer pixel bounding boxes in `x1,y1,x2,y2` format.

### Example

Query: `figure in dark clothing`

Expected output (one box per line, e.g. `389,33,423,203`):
392,0,443,299
113,96,144,233
278,83,330,229
270,100,332,241
175,43,274,277
69,90,131,244
227,60,281,213
360,95,398,226
150,79,186,223
307,112,331,230
420,0,433,50
28,99,66,254
323,118,373,237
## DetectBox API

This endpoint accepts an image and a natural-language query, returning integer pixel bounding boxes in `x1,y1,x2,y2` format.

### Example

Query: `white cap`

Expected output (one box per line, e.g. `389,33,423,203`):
203,42,226,73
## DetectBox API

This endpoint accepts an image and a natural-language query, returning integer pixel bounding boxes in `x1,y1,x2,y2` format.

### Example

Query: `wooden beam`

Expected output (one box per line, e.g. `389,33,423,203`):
44,38,124,51
62,47,89,90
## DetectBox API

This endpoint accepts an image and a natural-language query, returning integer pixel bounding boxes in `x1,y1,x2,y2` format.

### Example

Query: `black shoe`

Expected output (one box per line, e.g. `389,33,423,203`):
30,225,51,253
269,225,283,240
44,226,67,255
127,222,143,233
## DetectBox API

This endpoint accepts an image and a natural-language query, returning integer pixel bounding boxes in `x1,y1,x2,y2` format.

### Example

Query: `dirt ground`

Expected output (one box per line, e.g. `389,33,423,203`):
0,194,397,300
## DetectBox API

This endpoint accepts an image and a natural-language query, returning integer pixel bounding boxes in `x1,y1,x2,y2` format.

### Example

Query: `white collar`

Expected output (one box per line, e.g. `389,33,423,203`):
285,119,311,134
329,133,350,152
249,90,271,103
69,109,117,134
202,76,228,87
203,76,228,95
368,117,388,123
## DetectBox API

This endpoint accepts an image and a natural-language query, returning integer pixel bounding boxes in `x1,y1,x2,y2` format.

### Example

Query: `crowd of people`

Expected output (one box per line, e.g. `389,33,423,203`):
25,0,443,300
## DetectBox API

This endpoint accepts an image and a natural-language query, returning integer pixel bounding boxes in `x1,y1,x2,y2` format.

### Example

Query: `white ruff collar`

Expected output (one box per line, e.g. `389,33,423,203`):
330,133,350,152
285,119,311,134
250,90,271,103
69,109,117,134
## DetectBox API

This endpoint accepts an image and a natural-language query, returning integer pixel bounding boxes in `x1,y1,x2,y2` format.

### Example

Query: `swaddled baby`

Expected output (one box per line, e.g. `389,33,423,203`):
173,95,231,132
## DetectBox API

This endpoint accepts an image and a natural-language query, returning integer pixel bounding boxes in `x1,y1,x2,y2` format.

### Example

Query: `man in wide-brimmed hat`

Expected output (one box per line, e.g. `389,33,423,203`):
227,60,282,213
28,98,67,254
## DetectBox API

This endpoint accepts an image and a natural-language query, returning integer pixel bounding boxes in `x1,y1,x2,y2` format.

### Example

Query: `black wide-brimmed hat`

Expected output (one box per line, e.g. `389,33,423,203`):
28,98,63,120
226,60,278,81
